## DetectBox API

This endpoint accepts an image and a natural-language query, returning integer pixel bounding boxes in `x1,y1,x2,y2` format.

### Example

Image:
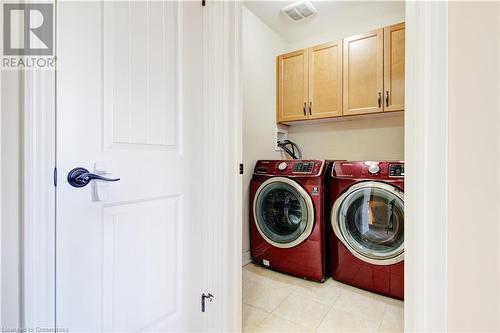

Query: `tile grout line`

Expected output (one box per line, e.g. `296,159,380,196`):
248,280,308,332
376,304,390,333
312,302,334,332
250,267,306,331
334,286,390,324
243,265,298,315
242,303,271,333
313,284,345,332
260,312,312,333
273,281,340,332
268,283,298,314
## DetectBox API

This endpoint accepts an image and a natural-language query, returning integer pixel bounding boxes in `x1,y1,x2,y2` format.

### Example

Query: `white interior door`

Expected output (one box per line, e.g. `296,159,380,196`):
56,1,204,331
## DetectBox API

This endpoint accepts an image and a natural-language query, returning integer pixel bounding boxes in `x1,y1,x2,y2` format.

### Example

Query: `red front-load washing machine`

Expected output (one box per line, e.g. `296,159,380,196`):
328,161,405,299
250,160,328,282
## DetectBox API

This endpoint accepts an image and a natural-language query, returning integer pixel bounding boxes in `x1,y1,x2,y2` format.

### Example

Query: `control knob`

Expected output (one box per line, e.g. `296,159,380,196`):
368,164,381,174
278,162,288,171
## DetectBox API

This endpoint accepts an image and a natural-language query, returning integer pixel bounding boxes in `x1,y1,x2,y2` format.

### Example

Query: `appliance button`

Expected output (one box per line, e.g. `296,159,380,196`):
278,162,288,171
368,164,381,174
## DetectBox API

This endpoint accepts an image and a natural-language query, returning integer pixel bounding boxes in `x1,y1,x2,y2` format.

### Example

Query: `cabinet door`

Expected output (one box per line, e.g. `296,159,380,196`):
277,49,308,122
384,23,405,112
343,29,384,115
308,41,343,119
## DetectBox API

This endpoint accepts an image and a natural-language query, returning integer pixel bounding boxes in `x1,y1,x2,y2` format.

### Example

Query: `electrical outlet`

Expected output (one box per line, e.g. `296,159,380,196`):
275,127,288,151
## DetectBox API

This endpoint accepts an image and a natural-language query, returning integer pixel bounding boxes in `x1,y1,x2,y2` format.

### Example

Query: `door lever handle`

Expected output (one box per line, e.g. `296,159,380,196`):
68,167,120,188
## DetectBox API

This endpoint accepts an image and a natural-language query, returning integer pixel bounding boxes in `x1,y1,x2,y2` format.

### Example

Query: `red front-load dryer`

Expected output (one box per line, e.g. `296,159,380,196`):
328,161,405,299
250,160,328,282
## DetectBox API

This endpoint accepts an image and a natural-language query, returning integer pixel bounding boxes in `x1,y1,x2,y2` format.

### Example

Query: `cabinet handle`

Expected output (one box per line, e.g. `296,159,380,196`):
378,92,382,108
303,102,306,116
309,102,312,115
386,91,389,107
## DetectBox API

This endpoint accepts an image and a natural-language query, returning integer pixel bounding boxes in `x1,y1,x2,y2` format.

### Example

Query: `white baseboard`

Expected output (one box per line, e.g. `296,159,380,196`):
242,251,252,266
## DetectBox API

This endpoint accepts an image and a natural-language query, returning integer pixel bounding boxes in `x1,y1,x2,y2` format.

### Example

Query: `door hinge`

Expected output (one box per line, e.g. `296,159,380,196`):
239,164,244,175
53,167,57,187
201,293,214,312
202,0,206,7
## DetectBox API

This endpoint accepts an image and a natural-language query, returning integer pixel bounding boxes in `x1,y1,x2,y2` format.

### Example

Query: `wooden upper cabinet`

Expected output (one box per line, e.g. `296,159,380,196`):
343,29,384,116
276,22,404,124
308,41,343,119
384,22,405,112
277,49,308,122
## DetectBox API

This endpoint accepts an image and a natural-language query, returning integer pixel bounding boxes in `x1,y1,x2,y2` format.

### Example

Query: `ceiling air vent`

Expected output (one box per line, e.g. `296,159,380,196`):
281,1,317,21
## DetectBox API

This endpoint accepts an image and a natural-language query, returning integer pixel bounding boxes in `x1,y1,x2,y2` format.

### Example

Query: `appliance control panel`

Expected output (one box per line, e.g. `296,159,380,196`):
253,160,323,176
293,162,314,173
333,161,405,180
389,164,404,178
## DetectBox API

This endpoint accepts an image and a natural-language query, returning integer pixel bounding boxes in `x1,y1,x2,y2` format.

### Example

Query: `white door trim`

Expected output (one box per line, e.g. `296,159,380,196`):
202,1,242,331
405,2,448,332
22,71,56,328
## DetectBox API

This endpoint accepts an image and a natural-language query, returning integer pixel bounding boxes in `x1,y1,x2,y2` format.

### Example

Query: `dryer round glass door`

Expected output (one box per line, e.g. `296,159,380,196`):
253,177,314,248
331,181,404,265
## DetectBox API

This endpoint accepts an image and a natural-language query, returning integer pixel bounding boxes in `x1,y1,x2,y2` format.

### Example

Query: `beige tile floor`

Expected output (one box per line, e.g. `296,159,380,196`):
242,263,403,333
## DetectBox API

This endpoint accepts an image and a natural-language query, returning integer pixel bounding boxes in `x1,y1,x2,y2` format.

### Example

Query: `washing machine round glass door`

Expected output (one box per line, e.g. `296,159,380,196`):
331,181,404,265
253,177,315,248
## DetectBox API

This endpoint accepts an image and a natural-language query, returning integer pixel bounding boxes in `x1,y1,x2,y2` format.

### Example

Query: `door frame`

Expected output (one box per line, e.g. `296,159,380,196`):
200,1,242,331
405,1,448,331
18,1,448,332
22,69,56,328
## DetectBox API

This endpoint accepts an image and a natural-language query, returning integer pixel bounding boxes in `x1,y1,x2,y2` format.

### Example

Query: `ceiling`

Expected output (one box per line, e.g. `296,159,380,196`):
243,1,405,43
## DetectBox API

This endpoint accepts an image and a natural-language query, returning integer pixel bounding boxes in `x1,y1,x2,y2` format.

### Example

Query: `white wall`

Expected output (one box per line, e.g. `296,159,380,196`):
287,115,404,160
286,10,405,51
242,7,288,263
447,2,499,331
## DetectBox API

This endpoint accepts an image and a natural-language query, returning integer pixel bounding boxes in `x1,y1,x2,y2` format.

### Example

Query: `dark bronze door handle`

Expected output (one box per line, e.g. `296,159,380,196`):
67,167,120,188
